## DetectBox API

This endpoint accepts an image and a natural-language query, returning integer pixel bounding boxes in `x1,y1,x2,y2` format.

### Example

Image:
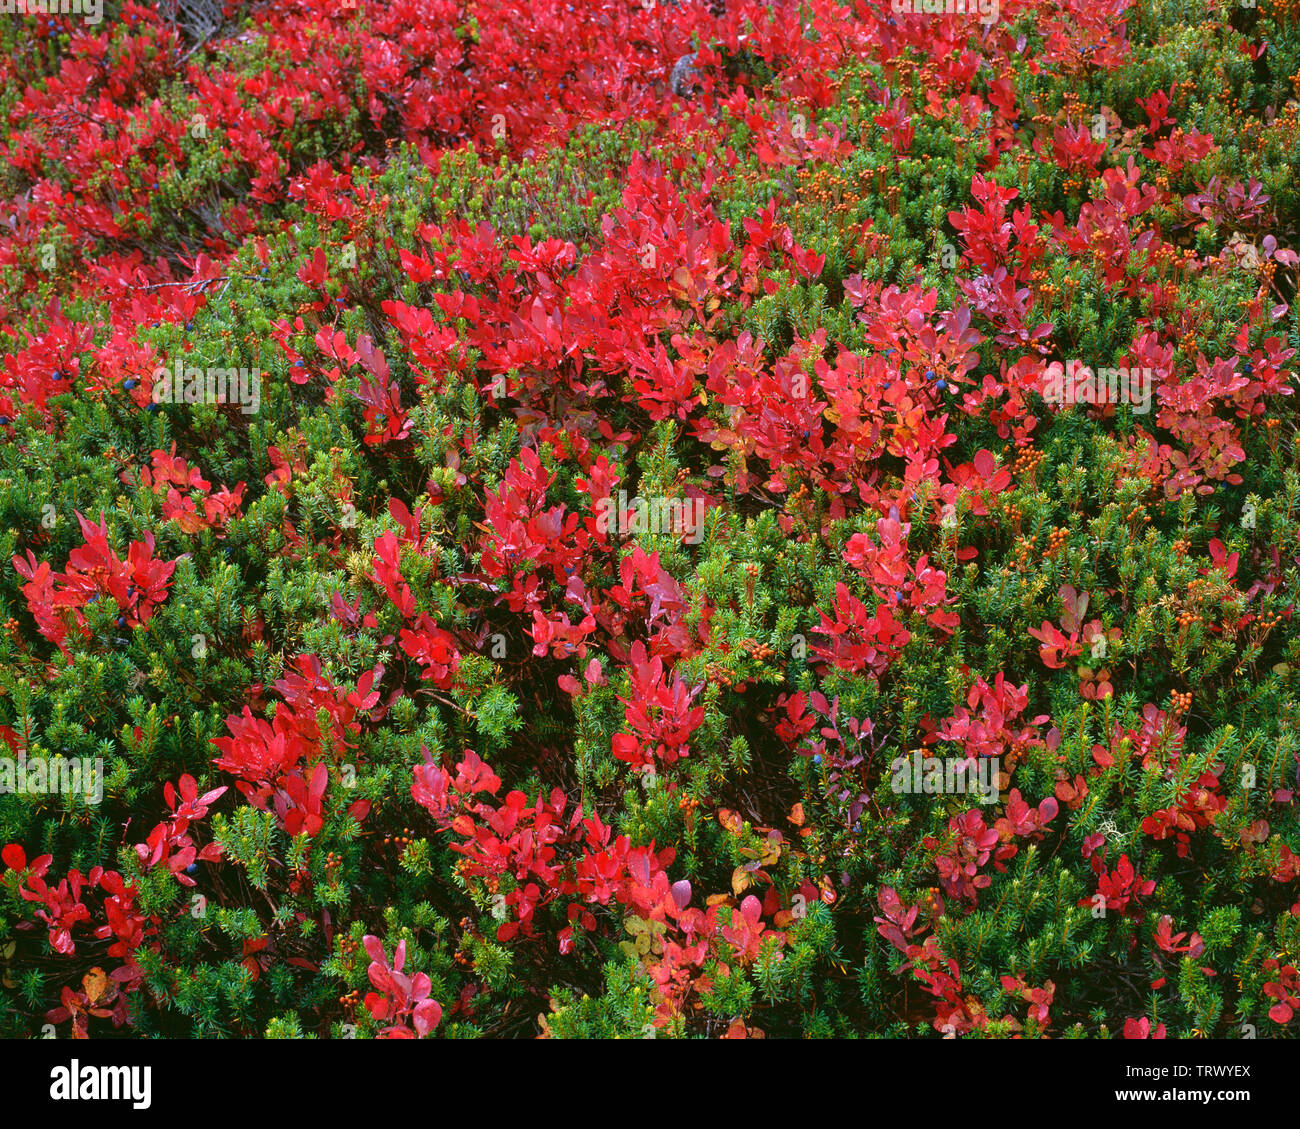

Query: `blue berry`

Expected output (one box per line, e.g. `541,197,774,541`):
925,369,935,380
116,616,126,628
124,379,137,390
936,379,947,392
812,755,822,765
0,416,8,427
186,863,198,875
147,403,160,413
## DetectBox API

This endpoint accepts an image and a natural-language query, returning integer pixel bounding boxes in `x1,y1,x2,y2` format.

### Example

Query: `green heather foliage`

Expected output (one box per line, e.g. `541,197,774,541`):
0,0,1298,1041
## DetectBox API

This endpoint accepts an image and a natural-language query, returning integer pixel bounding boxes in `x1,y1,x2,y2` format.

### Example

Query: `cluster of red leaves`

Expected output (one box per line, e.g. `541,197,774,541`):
12,512,177,655
361,936,442,1039
412,745,793,1027
875,885,1053,1036
1081,852,1156,920
212,655,378,837
2,773,224,1036
925,790,1059,905
135,443,245,535
1,0,1297,1042
1141,770,1227,859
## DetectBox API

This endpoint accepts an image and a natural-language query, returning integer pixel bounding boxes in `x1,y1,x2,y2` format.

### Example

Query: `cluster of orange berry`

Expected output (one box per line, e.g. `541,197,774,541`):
1012,148,1034,190
1264,99,1300,154
1176,608,1203,631
1044,526,1070,557
705,660,735,688
1172,538,1190,557
1255,610,1283,634
793,165,857,227
858,163,891,197
1170,690,1193,716
337,987,361,1010
383,827,415,849
324,850,344,875
453,918,475,968
1010,446,1043,478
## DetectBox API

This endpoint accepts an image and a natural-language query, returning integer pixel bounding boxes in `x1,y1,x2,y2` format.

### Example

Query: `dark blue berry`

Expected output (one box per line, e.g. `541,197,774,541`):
124,379,137,390
936,379,948,391
186,863,198,875
116,616,126,628
812,755,822,765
